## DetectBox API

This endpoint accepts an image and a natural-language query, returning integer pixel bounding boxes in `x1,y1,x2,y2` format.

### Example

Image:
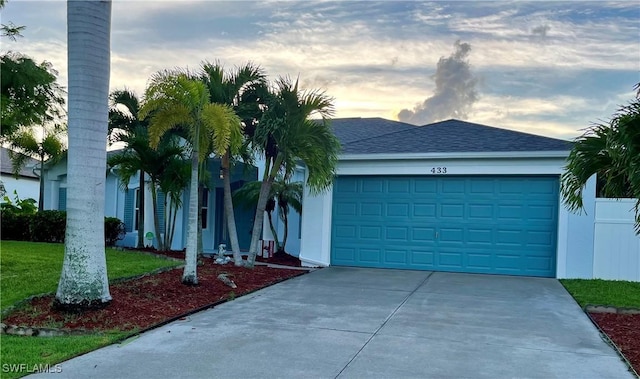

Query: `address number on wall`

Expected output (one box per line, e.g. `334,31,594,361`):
430,167,447,174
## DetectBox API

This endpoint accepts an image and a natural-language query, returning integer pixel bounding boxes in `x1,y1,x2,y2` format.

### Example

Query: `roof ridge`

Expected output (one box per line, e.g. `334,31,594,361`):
422,119,569,143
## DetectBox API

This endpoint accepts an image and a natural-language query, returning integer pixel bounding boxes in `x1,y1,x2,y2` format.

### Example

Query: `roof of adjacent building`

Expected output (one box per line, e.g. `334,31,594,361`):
0,147,38,178
330,118,571,155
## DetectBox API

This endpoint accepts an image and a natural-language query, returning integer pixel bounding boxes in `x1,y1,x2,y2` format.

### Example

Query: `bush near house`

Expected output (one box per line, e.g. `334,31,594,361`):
0,208,125,246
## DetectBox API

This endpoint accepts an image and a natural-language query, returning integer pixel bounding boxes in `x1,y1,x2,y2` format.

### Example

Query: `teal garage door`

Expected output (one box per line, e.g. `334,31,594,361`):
331,176,559,277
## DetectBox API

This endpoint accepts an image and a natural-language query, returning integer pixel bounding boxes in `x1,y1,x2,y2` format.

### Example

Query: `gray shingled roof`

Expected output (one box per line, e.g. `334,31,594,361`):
330,117,416,144
0,147,38,178
333,118,571,154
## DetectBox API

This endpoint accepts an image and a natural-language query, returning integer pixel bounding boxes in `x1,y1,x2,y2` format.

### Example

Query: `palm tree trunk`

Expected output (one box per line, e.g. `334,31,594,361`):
38,155,44,212
222,151,243,265
266,210,281,252
137,171,145,248
183,149,199,285
246,154,283,266
55,0,112,310
281,208,289,253
150,183,164,251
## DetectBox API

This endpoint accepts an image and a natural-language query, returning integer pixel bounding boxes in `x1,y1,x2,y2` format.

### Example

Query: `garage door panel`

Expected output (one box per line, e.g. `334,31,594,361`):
360,226,382,240
387,203,410,217
413,203,436,217
412,227,435,241
388,179,411,193
331,176,558,277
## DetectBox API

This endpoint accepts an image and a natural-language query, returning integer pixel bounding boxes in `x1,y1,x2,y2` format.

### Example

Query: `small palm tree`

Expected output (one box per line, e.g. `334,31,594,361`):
108,89,189,250
140,70,242,285
234,178,302,254
8,123,65,211
561,83,640,233
245,77,340,266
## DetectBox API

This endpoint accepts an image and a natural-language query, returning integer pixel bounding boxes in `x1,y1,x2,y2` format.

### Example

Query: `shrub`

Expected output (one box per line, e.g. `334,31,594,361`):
105,217,126,246
30,210,66,243
0,211,31,241
1,192,38,241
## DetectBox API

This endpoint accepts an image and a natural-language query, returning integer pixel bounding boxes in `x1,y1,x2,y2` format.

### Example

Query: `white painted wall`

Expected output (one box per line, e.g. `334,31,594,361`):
299,153,596,279
1,175,39,204
593,198,640,282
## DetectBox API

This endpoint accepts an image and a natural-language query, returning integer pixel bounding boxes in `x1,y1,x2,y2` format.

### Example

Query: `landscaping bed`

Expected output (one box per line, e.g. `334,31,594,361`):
589,312,640,374
2,257,306,332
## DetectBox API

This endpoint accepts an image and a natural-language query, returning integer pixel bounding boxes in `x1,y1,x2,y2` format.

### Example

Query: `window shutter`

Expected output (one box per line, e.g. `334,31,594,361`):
156,190,165,234
124,189,135,233
58,188,67,211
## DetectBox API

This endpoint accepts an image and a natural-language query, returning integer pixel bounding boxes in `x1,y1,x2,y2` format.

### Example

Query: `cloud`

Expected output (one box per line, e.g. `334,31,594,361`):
397,40,479,125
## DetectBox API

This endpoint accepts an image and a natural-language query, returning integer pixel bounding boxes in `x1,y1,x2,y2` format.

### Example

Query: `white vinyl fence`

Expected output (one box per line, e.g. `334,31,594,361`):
593,199,640,281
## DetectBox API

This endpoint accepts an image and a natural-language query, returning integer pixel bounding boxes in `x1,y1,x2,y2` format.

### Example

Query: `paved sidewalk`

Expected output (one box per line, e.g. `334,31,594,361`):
29,267,633,378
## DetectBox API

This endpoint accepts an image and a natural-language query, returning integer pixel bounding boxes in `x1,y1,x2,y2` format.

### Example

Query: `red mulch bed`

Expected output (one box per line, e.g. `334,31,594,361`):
589,313,640,374
255,251,302,267
2,256,305,332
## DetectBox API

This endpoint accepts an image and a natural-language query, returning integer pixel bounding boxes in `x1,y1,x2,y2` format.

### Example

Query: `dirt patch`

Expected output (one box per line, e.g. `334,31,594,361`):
590,312,640,374
2,259,305,332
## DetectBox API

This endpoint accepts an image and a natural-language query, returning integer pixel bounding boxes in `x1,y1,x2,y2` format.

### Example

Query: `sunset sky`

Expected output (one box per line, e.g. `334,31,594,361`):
3,1,639,140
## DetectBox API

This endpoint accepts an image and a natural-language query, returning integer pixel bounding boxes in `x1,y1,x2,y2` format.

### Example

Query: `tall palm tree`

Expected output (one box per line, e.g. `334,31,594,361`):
8,123,65,211
199,61,266,265
140,71,242,285
55,0,112,310
245,77,340,266
233,178,302,253
561,83,640,233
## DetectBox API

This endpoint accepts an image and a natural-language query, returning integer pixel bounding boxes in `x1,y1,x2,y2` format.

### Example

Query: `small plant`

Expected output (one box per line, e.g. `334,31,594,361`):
228,291,236,300
104,217,126,246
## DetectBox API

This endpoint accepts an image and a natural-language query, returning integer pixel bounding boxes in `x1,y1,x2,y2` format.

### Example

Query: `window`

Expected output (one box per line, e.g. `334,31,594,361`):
201,189,209,230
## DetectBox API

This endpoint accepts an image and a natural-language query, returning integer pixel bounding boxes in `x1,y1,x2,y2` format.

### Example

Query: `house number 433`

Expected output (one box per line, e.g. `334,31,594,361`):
430,167,447,174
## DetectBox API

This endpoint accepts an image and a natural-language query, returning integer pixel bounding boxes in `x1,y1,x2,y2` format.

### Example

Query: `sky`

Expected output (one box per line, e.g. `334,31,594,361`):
2,0,639,140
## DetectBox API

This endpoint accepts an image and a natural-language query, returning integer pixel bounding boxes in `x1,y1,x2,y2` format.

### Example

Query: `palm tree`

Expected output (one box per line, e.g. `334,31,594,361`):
7,122,65,211
199,61,266,265
245,77,340,266
55,0,112,310
108,89,189,250
140,71,242,285
108,90,146,248
561,83,640,233
233,178,302,254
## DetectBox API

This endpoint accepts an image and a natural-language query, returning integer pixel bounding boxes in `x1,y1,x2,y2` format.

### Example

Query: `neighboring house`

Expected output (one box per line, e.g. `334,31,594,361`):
0,147,40,203
43,151,257,252
295,118,599,279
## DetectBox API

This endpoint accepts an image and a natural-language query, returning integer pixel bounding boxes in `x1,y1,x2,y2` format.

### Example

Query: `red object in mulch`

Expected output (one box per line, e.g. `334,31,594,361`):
590,313,640,374
2,261,305,332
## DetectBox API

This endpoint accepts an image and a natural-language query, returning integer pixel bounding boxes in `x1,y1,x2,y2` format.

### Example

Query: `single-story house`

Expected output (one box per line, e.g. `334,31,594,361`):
0,147,40,203
297,118,598,279
43,152,257,252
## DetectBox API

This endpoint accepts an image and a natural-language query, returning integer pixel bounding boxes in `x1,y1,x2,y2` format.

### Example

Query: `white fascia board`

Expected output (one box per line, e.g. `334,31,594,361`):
339,151,569,161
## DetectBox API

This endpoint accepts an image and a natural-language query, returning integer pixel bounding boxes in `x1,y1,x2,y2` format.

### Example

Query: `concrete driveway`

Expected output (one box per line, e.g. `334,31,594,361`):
30,267,633,378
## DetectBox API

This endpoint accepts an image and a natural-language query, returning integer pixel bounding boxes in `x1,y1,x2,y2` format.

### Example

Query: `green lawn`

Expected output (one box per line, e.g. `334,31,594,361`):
0,240,181,379
1,240,181,310
0,334,126,379
560,278,640,308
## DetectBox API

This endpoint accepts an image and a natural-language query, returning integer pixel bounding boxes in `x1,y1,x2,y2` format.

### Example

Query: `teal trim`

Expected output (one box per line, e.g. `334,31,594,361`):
331,176,559,277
